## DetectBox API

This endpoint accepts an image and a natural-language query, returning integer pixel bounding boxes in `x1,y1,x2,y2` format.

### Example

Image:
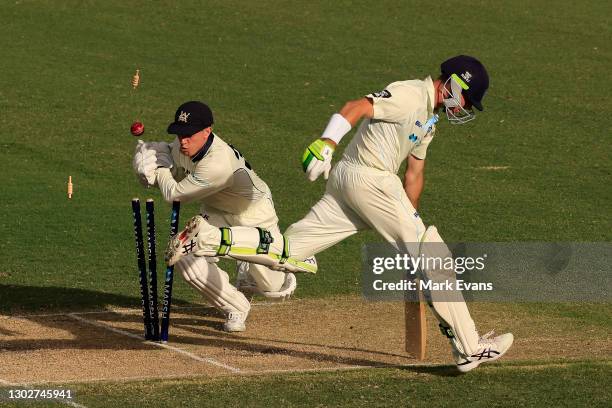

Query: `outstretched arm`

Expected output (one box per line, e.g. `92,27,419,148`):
321,98,374,148
156,161,228,204
302,98,374,181
338,98,374,126
154,140,229,203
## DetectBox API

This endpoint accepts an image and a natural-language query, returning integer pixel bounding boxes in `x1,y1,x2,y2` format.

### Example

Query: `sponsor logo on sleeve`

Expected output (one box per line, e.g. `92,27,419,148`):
371,89,392,98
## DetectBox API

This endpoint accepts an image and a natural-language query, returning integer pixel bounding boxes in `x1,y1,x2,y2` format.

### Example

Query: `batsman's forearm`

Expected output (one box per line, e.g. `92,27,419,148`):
404,176,423,210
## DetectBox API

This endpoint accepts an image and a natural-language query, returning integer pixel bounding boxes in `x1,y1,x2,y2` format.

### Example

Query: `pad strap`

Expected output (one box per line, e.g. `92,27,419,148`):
279,236,290,264
218,227,232,256
256,227,273,254
439,324,455,339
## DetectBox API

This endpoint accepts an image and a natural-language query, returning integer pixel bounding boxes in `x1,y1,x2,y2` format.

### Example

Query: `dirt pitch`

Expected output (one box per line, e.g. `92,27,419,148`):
1,297,609,385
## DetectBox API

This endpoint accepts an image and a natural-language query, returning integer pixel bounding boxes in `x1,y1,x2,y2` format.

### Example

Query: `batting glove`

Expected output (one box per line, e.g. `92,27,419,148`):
302,139,334,182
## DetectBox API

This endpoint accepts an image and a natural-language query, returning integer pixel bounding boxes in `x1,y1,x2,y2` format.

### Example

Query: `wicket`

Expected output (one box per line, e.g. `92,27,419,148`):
132,198,154,340
145,199,160,340
160,200,181,343
132,198,180,342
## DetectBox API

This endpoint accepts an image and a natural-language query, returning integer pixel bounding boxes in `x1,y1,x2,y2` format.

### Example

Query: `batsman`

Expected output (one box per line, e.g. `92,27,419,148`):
167,56,513,372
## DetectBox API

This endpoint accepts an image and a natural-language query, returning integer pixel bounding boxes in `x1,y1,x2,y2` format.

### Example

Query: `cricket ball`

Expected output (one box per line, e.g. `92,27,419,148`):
130,121,145,136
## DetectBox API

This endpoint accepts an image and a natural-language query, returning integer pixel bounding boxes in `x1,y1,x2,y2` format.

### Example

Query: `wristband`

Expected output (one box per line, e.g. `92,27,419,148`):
321,113,351,145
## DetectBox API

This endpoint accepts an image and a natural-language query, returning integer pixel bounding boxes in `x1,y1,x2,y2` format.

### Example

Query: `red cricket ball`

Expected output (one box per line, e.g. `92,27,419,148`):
130,121,145,136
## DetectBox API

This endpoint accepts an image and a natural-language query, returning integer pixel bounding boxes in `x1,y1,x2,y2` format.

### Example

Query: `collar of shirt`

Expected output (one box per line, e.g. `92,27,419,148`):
424,76,435,114
191,133,215,163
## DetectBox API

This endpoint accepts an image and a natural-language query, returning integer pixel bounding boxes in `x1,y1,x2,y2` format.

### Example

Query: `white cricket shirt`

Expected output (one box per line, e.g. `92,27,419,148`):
156,133,277,226
342,76,437,174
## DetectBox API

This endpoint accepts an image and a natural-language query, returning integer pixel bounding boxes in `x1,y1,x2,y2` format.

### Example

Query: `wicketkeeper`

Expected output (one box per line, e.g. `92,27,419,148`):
132,101,298,332
167,56,513,371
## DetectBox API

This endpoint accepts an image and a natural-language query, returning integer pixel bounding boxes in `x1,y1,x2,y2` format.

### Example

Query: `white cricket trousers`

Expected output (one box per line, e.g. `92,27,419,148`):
285,159,480,355
286,160,427,259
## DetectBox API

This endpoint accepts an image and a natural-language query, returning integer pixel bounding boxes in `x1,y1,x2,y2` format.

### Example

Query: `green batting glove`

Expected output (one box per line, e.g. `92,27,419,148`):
302,139,335,182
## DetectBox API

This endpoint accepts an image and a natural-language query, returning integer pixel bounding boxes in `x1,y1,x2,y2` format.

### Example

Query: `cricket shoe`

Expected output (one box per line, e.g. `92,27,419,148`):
165,215,217,266
235,261,259,298
454,330,514,373
223,310,249,332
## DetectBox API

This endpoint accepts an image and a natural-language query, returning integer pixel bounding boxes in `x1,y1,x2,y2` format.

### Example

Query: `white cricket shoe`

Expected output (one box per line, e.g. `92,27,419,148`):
235,261,259,297
165,215,208,266
454,331,514,373
223,310,249,332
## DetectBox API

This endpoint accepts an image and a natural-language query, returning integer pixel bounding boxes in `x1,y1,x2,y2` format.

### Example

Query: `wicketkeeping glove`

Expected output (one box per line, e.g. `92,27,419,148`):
133,140,158,187
302,139,334,182
151,141,173,169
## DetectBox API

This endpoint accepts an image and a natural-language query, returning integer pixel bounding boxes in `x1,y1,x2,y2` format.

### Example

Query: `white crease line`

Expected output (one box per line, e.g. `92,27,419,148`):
67,313,240,373
6,362,446,386
2,311,114,319
14,374,225,386
10,363,438,386
3,305,212,319
2,301,293,319
3,309,150,319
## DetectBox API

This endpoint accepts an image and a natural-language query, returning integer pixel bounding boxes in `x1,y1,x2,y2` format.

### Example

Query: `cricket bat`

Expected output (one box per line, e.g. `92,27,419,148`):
405,286,427,360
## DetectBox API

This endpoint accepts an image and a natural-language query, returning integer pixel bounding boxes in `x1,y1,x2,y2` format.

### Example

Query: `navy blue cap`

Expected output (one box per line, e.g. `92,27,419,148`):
167,101,214,136
440,55,489,111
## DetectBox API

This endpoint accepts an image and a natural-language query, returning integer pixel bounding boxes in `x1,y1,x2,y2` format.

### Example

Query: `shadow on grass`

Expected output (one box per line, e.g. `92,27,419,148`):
0,284,192,314
401,364,462,377
0,285,446,374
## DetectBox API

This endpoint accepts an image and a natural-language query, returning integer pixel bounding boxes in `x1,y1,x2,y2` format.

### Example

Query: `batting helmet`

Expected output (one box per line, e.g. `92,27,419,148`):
440,56,489,111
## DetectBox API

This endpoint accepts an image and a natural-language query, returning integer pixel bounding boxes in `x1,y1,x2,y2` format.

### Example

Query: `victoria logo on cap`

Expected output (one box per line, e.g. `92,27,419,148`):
167,101,214,136
178,111,190,123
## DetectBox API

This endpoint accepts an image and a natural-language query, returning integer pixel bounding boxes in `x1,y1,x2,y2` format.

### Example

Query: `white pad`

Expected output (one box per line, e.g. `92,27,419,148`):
419,226,479,356
176,254,250,315
193,222,318,274
247,262,286,293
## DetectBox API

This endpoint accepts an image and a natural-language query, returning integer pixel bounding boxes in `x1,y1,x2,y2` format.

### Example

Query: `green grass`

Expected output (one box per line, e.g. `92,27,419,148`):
0,1,610,406
2,362,610,407
1,0,610,305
